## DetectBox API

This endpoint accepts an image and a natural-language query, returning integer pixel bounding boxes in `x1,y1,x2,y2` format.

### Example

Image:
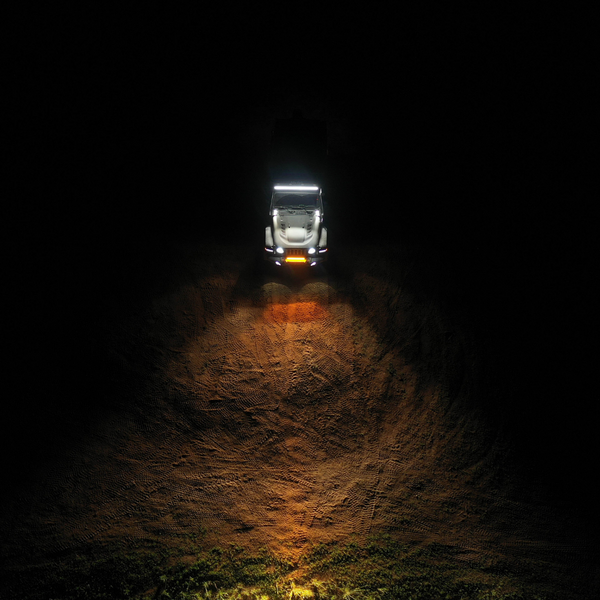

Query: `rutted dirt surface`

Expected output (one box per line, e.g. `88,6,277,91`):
1,242,598,595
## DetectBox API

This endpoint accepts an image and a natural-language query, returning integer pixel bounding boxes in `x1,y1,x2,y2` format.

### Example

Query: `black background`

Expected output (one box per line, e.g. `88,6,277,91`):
10,7,595,516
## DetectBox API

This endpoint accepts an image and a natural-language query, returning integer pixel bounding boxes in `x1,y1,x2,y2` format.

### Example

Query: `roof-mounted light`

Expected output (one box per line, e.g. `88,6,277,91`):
274,185,319,191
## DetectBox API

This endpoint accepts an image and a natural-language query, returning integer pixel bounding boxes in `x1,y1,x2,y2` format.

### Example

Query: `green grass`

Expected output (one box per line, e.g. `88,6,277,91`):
3,534,593,600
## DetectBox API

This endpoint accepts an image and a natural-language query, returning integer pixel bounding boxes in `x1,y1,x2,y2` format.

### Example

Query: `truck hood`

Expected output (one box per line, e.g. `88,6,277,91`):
273,211,321,248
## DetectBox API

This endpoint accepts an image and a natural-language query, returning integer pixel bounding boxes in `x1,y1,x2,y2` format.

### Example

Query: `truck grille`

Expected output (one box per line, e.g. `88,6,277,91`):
286,248,307,257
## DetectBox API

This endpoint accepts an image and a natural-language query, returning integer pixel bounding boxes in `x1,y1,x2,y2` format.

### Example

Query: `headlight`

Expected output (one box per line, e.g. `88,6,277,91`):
276,247,284,254
308,247,316,255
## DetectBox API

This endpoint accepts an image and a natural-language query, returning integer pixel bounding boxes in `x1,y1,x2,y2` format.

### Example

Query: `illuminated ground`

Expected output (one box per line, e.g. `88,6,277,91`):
1,242,597,597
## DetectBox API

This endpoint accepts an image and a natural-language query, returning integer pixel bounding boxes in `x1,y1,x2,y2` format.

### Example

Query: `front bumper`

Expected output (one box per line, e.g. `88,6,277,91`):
264,247,328,266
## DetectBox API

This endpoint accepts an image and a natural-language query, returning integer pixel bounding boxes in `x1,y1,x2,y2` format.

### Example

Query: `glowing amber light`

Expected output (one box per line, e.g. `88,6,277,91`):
285,256,307,263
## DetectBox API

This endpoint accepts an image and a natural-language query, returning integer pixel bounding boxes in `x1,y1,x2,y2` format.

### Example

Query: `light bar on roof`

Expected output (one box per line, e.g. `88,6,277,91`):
274,185,319,191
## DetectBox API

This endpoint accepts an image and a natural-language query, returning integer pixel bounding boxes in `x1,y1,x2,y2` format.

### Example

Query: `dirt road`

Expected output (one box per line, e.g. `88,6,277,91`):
1,241,597,597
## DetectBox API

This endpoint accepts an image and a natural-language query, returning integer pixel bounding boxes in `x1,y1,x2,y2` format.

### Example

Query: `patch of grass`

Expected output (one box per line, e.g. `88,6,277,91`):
5,535,593,599
44,546,164,600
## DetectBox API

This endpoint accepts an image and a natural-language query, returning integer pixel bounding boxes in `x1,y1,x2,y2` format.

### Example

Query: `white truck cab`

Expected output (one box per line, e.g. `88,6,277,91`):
264,184,328,266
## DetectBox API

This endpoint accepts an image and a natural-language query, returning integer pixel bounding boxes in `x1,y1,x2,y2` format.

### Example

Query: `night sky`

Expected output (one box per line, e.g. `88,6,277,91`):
11,8,595,520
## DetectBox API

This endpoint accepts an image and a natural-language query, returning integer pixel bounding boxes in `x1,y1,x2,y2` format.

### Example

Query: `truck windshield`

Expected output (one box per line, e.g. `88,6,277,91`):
273,193,318,208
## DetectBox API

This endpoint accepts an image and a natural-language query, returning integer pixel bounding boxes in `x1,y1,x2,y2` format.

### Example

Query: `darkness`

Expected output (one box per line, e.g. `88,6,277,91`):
10,8,595,518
